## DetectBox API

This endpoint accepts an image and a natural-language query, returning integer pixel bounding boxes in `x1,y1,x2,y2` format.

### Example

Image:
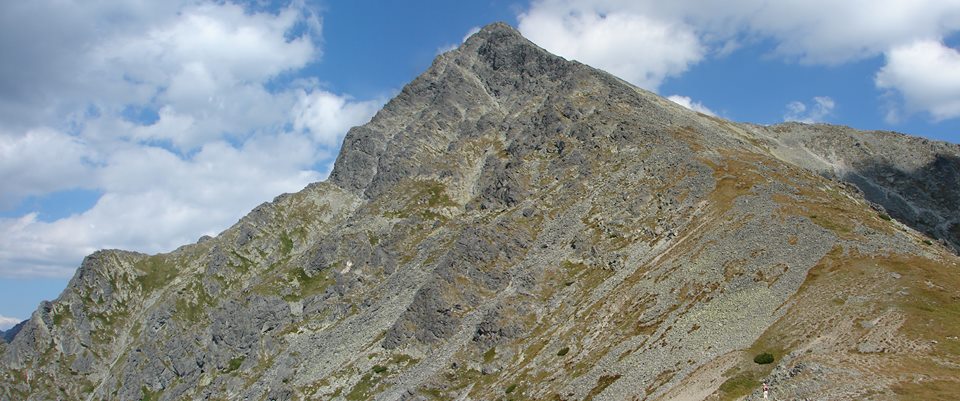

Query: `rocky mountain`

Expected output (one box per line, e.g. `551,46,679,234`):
2,23,959,401
1,321,25,344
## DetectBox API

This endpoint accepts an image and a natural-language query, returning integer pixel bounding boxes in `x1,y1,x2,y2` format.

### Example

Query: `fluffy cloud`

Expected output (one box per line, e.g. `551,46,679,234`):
0,1,379,278
667,95,717,117
517,0,960,118
784,96,836,123
876,40,960,122
711,0,960,64
0,315,21,330
518,4,703,90
0,132,324,278
292,90,384,146
0,128,94,208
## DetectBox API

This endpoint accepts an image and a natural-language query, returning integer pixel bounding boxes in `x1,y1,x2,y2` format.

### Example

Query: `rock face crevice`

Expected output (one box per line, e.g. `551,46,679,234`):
3,22,960,401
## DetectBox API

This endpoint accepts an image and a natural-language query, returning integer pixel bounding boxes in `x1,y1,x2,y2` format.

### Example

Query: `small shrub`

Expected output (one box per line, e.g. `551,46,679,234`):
225,356,245,372
557,346,570,356
923,239,933,246
372,365,387,374
505,384,517,394
753,352,774,365
879,213,892,221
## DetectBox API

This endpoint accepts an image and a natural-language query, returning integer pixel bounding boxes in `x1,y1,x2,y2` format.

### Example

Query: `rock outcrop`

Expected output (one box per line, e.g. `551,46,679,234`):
2,22,959,401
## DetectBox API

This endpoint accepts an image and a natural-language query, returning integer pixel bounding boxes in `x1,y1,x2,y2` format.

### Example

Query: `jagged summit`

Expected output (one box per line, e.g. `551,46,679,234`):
329,22,693,200
3,22,960,401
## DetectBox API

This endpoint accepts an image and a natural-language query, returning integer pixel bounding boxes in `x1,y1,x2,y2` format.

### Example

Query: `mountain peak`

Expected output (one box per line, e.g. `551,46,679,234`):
5,19,960,401
475,21,520,36
465,21,525,46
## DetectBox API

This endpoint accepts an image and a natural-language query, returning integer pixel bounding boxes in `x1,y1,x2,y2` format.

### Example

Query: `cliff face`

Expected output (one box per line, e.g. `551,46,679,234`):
3,23,959,401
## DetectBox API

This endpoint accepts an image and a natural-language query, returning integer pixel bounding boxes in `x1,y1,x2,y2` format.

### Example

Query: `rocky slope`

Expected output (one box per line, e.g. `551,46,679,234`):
2,23,959,401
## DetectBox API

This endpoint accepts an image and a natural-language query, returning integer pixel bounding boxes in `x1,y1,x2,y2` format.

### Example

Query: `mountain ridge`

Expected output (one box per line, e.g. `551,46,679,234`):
2,22,959,401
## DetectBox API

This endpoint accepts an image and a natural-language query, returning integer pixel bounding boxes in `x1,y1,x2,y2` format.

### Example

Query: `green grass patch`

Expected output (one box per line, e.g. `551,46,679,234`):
717,370,761,400
229,251,255,273
52,308,68,326
346,373,380,401
505,383,517,394
224,356,245,373
136,256,178,293
483,347,497,364
298,268,334,297
174,281,215,323
391,353,420,365
372,365,387,374
279,232,294,255
557,346,570,356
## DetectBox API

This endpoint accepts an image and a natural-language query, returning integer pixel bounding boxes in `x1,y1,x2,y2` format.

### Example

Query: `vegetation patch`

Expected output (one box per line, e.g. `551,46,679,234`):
174,281,215,323
892,379,960,400
584,374,621,401
753,352,774,365
382,179,456,221
557,346,570,356
135,256,178,293
717,369,762,401
279,268,334,302
483,347,497,363
224,356,245,373
140,385,163,401
279,232,294,255
346,373,380,401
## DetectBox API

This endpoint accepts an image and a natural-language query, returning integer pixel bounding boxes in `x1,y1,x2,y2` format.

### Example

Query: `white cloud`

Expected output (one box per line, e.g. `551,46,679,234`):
0,128,95,208
0,132,325,278
89,2,317,150
784,96,836,123
667,95,717,117
876,40,960,122
518,4,703,90
437,26,483,54
0,315,21,331
709,0,960,64
0,1,379,279
292,90,383,146
514,0,960,109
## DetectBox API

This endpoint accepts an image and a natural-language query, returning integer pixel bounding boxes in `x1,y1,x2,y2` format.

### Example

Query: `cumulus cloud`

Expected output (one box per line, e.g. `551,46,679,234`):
667,95,717,117
292,90,384,146
0,132,324,278
516,0,960,117
518,4,703,90
784,96,836,123
0,1,380,278
876,40,960,122
714,0,960,65
0,315,21,330
0,128,95,208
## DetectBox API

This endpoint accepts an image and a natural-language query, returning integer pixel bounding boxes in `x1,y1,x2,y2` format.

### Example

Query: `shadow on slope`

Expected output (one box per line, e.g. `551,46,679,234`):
842,153,960,253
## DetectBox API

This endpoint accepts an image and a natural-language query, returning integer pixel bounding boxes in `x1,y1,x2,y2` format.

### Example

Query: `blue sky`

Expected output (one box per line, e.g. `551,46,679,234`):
1,0,958,328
